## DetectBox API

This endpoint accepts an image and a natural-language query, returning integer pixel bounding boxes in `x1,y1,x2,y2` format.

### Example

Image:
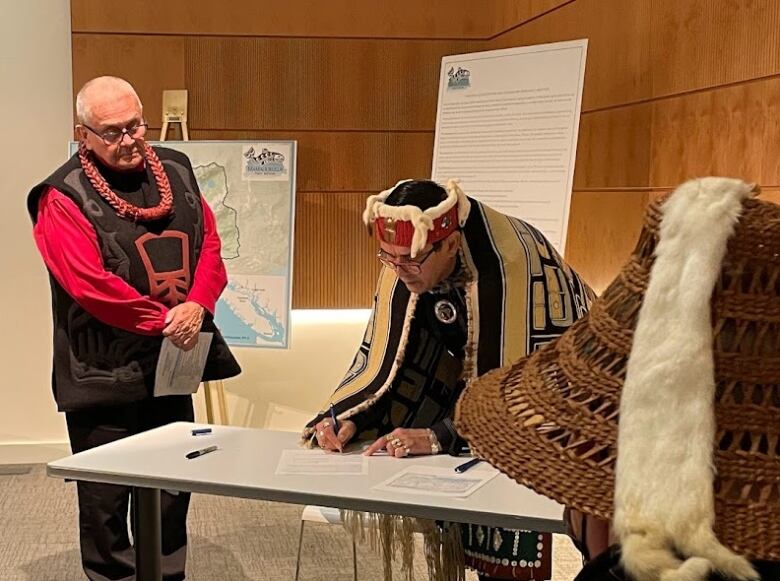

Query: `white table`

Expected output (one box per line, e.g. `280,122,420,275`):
48,422,564,580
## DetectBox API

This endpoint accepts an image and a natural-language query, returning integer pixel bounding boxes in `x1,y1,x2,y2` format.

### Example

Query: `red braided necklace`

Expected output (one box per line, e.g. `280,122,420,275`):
78,142,174,221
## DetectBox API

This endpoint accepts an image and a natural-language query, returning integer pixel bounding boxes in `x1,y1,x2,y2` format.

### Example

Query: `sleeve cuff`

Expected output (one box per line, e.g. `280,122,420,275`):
351,410,373,435
186,292,216,315
432,418,469,455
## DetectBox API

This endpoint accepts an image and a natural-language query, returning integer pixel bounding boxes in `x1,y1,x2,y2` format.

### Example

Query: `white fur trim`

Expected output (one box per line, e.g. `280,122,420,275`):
339,291,419,425
363,179,472,258
615,178,758,581
362,179,411,226
445,178,472,227
459,237,480,378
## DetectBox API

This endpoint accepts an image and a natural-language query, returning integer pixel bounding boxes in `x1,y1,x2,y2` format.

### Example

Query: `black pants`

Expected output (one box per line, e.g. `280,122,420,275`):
65,396,194,581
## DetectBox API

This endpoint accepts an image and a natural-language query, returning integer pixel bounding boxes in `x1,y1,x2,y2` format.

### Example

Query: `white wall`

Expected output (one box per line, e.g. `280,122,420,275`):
0,0,73,463
196,310,370,432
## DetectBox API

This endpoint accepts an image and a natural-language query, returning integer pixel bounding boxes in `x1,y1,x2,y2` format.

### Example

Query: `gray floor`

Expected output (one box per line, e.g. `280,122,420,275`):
0,465,583,580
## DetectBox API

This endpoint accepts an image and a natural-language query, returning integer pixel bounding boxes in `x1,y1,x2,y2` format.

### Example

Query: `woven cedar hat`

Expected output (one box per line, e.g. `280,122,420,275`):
456,178,780,581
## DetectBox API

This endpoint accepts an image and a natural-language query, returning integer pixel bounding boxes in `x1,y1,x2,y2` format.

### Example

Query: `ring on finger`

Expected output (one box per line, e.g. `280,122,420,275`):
385,434,394,442
392,438,403,448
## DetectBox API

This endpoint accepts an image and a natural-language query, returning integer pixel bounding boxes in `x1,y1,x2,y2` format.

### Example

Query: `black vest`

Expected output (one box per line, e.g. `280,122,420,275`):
28,147,241,411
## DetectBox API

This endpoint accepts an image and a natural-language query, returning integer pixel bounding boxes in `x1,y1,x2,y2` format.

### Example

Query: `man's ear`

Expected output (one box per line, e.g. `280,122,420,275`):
75,126,90,150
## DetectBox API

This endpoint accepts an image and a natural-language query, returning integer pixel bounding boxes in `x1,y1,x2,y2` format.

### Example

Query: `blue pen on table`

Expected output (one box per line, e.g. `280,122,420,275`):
454,458,482,473
186,445,218,460
191,427,212,436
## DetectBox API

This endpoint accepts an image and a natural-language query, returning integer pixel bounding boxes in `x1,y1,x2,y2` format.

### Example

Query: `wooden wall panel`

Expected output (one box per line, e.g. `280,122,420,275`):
758,188,780,205
191,130,433,192
72,35,185,127
185,38,474,131
492,0,780,110
71,0,492,39
73,1,780,308
651,0,780,99
759,77,780,186
490,0,653,112
293,193,381,308
491,0,575,36
574,104,652,189
649,79,770,188
565,190,649,294
492,0,780,299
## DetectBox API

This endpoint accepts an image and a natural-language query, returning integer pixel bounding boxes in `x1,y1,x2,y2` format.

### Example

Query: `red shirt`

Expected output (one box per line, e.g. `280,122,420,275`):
33,187,227,336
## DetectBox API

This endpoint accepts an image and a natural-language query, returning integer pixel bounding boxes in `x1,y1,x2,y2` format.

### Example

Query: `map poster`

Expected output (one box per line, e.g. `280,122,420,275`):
68,140,297,349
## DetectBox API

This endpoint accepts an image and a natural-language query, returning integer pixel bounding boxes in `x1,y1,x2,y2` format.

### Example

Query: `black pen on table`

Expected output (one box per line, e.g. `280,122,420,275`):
454,457,482,473
186,445,218,460
329,404,342,452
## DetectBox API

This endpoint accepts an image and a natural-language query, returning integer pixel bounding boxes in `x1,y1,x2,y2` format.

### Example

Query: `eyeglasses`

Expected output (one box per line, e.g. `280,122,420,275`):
82,121,148,145
377,245,439,274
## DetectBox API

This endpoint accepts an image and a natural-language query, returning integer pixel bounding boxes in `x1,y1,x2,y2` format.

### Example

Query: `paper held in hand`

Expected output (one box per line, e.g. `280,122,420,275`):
154,333,213,397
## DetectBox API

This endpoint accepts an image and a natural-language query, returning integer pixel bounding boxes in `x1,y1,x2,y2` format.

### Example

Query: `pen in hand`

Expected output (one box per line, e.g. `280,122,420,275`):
454,458,482,473
329,404,342,452
186,445,218,460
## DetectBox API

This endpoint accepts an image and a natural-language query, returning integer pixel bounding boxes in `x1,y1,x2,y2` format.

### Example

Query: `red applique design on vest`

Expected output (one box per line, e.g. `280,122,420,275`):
135,231,190,308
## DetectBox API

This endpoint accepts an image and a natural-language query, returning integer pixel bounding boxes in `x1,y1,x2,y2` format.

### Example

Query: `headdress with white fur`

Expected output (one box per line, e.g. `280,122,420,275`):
363,178,471,258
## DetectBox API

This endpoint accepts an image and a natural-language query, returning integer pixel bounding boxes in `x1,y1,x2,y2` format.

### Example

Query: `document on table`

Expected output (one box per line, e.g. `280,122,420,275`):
275,449,368,476
374,465,498,498
432,39,588,253
154,333,213,397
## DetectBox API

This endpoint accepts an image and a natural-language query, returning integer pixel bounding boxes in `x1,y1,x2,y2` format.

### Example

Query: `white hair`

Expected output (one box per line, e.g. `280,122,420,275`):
75,76,143,125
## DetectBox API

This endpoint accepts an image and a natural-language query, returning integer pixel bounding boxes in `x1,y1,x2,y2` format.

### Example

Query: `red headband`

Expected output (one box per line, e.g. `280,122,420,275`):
373,205,459,247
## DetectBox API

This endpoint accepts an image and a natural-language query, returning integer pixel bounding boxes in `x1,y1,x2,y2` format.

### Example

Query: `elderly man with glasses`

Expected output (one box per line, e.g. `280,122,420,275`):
304,179,593,581
26,76,240,581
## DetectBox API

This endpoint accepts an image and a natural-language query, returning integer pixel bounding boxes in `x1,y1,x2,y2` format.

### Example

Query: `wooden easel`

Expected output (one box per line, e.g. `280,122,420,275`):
161,89,228,424
159,90,190,142
202,378,229,426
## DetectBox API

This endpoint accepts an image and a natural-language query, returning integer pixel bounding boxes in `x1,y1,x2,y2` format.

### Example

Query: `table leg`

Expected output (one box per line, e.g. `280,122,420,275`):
132,486,162,581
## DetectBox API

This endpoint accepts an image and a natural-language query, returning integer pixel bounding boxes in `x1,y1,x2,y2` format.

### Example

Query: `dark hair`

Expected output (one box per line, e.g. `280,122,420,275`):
384,180,447,211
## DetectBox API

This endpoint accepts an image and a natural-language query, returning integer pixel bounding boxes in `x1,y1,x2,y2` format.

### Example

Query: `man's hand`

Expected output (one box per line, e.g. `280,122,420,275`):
314,419,356,452
363,428,436,458
163,301,205,351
